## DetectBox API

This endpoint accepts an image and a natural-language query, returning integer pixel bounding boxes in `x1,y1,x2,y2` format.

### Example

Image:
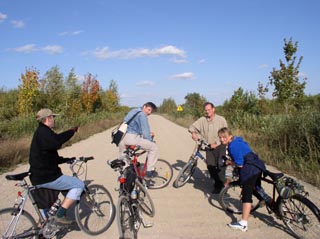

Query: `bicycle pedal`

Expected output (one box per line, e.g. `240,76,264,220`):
142,221,153,228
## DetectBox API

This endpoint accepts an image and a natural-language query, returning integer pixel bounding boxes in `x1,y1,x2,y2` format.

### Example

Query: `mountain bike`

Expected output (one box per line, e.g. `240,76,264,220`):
124,145,173,189
173,139,211,188
219,169,320,239
0,156,115,238
109,155,155,239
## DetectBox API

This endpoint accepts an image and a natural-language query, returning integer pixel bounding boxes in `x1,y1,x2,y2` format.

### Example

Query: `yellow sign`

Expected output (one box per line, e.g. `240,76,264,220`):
177,105,183,112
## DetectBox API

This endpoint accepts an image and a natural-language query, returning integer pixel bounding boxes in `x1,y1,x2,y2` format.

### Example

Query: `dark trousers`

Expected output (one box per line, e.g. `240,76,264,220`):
206,144,227,189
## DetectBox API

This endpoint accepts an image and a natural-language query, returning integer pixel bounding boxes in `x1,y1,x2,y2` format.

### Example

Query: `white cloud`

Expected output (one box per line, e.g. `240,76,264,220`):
171,58,188,64
11,20,25,28
9,44,63,54
199,58,206,64
170,72,195,80
42,45,63,54
87,45,187,60
258,64,268,69
136,81,155,87
11,44,37,53
0,12,7,22
59,30,84,36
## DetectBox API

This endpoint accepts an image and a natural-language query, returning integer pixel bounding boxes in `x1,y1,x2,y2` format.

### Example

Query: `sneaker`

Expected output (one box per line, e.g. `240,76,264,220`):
54,216,73,225
227,222,248,232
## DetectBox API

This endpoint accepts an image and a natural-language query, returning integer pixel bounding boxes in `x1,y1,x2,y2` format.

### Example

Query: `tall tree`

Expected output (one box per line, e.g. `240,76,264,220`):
184,92,207,117
81,73,100,113
17,67,40,116
64,68,82,117
103,79,120,112
40,66,65,110
159,97,177,113
269,38,307,113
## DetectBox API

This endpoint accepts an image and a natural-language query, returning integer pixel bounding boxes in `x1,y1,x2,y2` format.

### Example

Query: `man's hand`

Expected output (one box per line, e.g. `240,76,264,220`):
191,132,199,141
71,126,79,133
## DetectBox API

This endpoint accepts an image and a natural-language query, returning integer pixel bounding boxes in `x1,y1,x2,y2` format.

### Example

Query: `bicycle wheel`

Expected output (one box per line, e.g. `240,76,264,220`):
135,180,155,217
218,182,260,214
0,207,39,239
146,159,173,189
279,194,320,239
117,195,137,239
173,158,197,188
74,184,115,236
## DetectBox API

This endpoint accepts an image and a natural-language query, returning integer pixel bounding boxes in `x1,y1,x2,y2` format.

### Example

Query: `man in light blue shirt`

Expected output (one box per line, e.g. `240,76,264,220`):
119,102,158,173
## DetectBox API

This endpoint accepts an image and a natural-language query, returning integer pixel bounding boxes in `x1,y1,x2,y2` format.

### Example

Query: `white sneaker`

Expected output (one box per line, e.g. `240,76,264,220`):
227,222,248,232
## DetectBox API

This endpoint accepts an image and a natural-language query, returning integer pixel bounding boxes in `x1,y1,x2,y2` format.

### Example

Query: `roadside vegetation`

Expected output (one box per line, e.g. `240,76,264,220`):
1,38,319,187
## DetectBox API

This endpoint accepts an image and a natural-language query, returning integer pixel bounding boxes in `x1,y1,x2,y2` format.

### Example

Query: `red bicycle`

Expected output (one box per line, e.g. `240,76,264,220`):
123,145,173,189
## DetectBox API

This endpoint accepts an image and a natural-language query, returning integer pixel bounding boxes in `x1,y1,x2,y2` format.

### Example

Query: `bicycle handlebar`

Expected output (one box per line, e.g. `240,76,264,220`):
66,156,94,165
197,139,211,151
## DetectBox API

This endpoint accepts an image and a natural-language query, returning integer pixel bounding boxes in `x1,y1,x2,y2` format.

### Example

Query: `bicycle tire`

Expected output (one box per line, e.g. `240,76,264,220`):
145,159,173,189
117,195,138,239
218,181,260,214
279,194,320,239
0,207,39,239
173,158,197,188
135,180,155,217
74,184,115,236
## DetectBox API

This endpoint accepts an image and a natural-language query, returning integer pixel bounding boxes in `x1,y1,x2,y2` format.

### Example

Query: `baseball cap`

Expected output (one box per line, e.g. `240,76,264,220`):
36,108,59,122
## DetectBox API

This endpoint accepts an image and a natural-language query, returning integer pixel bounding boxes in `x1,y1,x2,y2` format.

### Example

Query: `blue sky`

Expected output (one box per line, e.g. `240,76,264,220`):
1,0,319,107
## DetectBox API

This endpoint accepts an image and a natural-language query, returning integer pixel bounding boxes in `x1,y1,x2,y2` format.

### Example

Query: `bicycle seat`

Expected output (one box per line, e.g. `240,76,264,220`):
125,145,138,150
6,172,30,181
264,170,284,181
110,159,125,169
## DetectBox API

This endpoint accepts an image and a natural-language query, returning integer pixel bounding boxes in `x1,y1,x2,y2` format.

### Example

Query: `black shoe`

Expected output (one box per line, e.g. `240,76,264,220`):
54,216,73,225
211,187,222,194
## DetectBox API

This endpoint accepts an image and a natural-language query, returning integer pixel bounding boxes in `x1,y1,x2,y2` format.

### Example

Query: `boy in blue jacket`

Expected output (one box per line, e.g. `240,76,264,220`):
218,127,267,232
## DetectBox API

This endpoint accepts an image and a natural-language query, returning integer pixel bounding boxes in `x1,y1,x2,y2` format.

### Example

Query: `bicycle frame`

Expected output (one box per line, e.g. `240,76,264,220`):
125,145,148,179
2,174,47,238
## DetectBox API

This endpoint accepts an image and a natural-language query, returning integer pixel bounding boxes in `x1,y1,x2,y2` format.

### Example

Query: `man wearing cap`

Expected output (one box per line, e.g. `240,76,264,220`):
29,108,83,225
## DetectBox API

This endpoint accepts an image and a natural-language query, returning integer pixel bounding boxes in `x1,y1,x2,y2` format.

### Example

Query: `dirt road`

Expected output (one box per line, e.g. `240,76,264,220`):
1,115,319,239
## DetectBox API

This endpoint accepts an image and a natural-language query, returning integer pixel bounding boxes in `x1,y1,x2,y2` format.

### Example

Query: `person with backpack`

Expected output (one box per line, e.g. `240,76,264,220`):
118,102,158,176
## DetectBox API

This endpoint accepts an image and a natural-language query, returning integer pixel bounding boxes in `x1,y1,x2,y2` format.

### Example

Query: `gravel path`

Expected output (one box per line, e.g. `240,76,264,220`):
1,114,319,239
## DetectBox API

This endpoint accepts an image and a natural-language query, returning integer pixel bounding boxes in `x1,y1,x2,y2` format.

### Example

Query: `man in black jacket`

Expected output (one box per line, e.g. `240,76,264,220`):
29,108,84,224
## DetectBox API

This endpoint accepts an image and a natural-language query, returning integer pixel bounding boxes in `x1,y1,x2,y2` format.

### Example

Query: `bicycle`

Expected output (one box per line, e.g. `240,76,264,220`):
108,155,155,239
219,169,320,239
124,145,173,189
173,139,211,188
0,156,115,238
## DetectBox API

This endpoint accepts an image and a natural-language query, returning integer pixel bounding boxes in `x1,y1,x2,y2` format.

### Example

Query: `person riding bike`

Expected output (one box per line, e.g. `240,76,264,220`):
118,102,158,177
29,108,85,225
218,127,267,232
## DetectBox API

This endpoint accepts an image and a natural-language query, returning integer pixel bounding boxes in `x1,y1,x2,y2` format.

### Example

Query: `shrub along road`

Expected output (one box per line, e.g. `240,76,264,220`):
1,115,319,239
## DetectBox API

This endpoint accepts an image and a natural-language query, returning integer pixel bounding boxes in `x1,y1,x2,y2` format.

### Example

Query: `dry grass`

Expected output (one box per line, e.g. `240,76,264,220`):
0,136,31,173
0,117,120,173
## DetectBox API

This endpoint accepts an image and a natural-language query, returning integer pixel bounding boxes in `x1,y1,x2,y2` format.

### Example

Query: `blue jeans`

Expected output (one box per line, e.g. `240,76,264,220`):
37,175,85,200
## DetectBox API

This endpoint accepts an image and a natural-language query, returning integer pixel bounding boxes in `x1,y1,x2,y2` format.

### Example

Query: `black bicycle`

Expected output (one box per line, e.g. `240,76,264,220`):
173,139,211,188
0,156,115,238
219,169,320,239
108,155,155,239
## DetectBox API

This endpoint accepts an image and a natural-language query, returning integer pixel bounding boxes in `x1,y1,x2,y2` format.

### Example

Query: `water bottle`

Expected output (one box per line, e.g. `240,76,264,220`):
256,186,272,205
48,199,61,216
131,190,137,200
